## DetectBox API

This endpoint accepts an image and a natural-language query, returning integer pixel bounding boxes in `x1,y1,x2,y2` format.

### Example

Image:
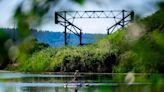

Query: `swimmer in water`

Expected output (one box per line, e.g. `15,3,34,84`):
73,70,79,82
65,70,80,87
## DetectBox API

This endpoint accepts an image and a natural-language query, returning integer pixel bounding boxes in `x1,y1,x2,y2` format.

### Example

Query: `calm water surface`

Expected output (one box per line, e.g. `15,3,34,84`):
0,72,163,92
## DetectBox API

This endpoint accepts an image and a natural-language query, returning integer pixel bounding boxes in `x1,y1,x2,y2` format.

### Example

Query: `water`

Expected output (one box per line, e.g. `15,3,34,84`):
0,72,163,92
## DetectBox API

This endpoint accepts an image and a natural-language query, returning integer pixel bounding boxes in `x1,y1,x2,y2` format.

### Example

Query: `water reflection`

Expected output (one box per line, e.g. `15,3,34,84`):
0,72,163,92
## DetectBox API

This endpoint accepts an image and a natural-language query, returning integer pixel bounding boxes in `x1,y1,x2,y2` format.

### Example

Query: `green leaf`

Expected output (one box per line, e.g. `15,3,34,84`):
74,0,85,5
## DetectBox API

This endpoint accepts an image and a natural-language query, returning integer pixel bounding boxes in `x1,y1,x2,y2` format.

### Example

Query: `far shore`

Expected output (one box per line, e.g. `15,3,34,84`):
0,70,11,73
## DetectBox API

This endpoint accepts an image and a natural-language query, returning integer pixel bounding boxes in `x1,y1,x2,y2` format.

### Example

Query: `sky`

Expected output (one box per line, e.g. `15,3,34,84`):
0,0,163,34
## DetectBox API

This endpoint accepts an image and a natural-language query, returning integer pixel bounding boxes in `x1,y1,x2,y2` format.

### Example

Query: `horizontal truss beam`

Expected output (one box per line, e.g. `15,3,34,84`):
55,10,134,46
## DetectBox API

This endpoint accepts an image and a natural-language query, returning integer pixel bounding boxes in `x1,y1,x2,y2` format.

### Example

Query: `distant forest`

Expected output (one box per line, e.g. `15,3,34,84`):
2,28,105,47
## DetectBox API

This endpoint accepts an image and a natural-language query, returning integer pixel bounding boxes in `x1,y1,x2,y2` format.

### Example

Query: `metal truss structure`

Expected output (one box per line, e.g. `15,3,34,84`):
55,10,134,45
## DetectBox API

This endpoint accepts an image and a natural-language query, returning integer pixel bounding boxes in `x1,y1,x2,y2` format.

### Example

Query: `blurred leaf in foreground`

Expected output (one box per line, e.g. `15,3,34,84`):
74,0,85,5
0,29,10,69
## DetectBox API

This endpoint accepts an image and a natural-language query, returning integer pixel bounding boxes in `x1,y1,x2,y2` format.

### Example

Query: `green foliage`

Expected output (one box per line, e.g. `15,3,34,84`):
0,29,10,69
113,30,164,73
14,0,86,39
0,29,9,40
113,50,145,73
74,0,85,5
9,0,86,72
11,31,126,73
141,7,164,32
30,39,49,53
113,8,164,73
14,1,48,38
8,38,49,72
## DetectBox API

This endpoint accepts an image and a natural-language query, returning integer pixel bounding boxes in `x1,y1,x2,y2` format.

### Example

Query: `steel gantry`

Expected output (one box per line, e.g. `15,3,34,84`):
55,10,134,45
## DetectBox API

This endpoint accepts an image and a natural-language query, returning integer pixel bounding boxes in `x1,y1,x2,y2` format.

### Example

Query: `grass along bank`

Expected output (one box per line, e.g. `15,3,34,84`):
9,30,125,73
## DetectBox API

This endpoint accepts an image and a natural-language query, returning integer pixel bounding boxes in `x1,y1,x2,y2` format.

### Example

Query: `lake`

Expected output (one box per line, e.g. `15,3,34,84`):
0,72,163,92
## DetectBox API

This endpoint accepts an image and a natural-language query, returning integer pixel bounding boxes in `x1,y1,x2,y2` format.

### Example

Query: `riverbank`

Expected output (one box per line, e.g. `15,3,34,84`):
8,30,120,73
8,29,164,73
0,70,11,73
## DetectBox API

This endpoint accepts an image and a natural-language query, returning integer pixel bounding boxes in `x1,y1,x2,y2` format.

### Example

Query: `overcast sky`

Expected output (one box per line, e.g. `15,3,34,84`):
0,0,163,33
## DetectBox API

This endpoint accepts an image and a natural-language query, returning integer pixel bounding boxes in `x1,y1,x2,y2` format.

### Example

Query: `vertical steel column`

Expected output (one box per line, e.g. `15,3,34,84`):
79,30,82,45
122,10,125,28
55,12,58,24
130,11,135,22
64,11,67,45
107,29,109,35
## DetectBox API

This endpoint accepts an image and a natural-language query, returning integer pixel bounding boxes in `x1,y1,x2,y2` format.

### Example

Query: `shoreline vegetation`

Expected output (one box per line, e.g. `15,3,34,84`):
0,7,164,74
